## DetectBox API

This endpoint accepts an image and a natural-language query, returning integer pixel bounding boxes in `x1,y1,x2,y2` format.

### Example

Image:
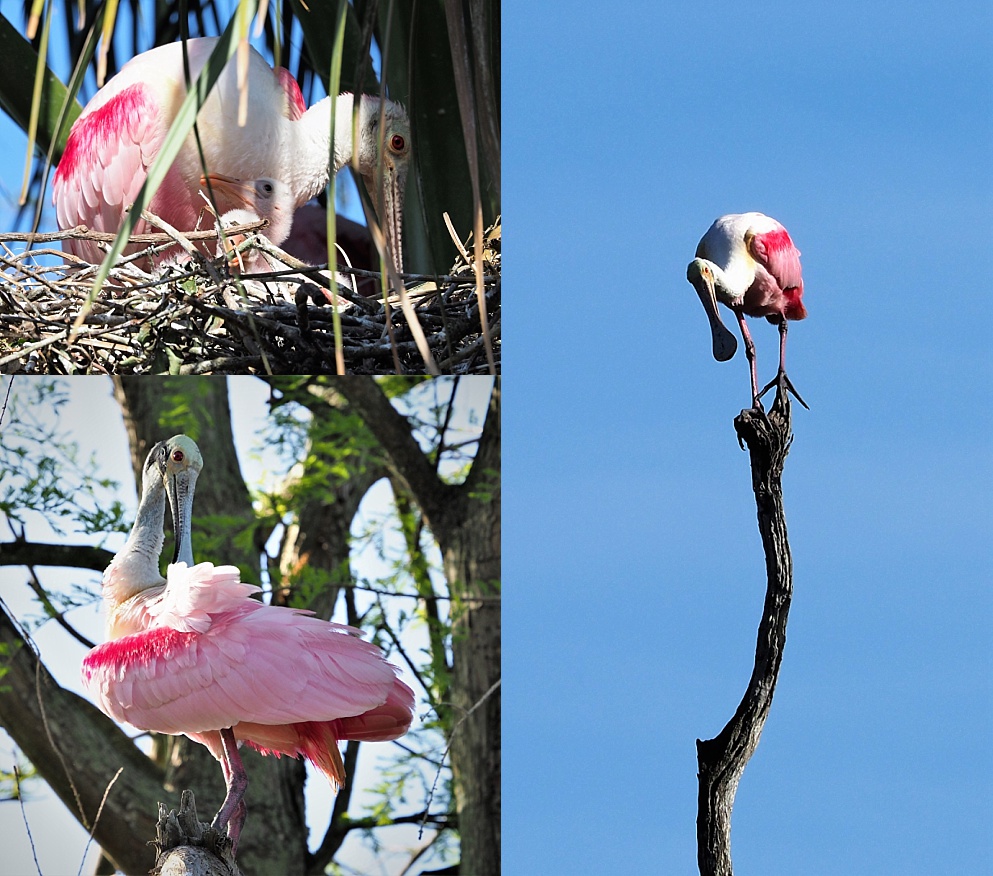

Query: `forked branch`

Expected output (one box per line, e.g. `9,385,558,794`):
696,388,795,876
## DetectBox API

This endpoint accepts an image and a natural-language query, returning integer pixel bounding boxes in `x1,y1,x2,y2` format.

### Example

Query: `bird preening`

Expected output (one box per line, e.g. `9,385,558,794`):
81,436,414,853
53,37,411,274
686,212,807,409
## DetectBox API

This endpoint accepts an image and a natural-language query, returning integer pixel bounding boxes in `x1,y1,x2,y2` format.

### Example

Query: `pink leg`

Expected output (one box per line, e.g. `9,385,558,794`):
212,728,249,852
757,318,809,409
734,309,760,407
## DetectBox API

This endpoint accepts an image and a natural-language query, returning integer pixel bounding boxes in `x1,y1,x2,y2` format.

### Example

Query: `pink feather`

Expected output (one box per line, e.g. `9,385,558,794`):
81,560,414,786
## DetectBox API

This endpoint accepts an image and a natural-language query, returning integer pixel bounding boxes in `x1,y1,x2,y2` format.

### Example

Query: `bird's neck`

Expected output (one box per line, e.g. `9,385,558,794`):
293,93,363,205
102,480,166,609
333,93,360,172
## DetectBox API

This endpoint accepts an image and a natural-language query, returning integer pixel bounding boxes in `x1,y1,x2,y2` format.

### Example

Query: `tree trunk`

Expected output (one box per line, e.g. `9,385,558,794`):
696,389,796,876
337,377,501,876
273,401,384,620
442,471,501,876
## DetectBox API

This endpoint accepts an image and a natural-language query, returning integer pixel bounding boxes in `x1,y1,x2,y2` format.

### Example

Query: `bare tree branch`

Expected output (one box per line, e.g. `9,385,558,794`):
696,389,796,876
22,566,97,650
0,540,113,571
0,599,165,875
335,379,457,528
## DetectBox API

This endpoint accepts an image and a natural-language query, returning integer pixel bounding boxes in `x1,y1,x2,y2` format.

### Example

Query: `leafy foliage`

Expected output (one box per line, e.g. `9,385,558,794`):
0,378,126,538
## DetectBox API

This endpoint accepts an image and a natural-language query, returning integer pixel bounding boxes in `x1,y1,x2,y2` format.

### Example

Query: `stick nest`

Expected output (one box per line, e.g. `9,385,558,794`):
0,218,500,375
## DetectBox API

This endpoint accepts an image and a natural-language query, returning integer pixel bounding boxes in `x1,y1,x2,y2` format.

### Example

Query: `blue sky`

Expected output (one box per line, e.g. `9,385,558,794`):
503,0,992,873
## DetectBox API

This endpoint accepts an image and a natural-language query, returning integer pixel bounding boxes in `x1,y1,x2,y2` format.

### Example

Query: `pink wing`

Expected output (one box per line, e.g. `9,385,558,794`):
53,83,165,261
748,227,803,293
82,562,409,736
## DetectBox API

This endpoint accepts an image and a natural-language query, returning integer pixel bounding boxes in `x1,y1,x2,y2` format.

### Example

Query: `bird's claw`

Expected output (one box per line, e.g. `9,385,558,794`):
747,396,773,433
758,371,809,410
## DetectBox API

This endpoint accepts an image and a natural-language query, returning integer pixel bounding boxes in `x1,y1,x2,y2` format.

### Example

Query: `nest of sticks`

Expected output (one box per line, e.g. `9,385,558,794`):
0,216,500,375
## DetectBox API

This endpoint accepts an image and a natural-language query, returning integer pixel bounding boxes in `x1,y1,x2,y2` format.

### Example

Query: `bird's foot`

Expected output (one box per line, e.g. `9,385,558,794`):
758,370,809,410
211,799,246,854
748,396,774,433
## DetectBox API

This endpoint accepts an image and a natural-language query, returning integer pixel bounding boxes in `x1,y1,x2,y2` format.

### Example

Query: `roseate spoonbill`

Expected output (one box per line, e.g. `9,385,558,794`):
208,176,296,273
82,435,414,851
54,37,410,271
686,212,808,408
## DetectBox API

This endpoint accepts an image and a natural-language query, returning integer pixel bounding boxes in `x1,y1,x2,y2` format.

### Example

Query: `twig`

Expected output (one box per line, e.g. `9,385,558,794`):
23,566,97,650
14,763,43,876
77,768,123,876
0,374,13,428
421,678,501,838
0,221,500,374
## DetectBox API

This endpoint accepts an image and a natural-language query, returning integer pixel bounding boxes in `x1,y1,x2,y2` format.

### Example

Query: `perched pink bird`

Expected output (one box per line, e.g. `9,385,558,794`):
686,212,807,408
82,436,414,851
54,37,410,270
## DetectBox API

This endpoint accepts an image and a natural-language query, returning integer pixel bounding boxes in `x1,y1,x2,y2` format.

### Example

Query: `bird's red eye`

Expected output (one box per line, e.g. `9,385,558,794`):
390,134,406,152
172,450,185,462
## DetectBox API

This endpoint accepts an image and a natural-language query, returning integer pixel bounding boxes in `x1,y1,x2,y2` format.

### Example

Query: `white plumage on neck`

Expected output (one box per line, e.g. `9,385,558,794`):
102,463,168,637
288,94,385,203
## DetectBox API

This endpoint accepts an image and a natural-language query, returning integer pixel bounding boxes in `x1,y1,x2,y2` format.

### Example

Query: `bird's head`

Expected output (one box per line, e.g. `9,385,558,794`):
245,177,295,244
351,96,411,274
158,435,203,567
202,174,296,246
686,258,738,362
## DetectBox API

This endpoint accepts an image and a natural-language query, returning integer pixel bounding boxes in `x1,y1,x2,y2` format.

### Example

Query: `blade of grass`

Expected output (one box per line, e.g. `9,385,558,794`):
96,0,120,85
28,5,103,239
325,0,348,375
443,0,494,374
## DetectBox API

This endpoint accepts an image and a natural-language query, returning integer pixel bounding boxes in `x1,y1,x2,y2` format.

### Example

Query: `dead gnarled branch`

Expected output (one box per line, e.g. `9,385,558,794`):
696,387,796,876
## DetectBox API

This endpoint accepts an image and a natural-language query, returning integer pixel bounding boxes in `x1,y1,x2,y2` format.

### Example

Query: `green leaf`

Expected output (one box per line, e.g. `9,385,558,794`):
0,12,81,159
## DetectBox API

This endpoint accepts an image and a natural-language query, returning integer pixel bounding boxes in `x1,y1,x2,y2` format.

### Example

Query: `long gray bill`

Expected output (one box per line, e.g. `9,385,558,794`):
693,278,738,362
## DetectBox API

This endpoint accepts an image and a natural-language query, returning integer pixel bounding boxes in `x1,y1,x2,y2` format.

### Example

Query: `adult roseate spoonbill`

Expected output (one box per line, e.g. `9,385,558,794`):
82,435,414,851
686,212,807,408
53,37,410,270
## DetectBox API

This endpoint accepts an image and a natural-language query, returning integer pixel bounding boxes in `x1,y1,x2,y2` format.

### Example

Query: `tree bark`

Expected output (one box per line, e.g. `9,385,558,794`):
0,604,165,875
337,377,501,876
151,790,243,876
0,541,113,571
696,389,796,876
